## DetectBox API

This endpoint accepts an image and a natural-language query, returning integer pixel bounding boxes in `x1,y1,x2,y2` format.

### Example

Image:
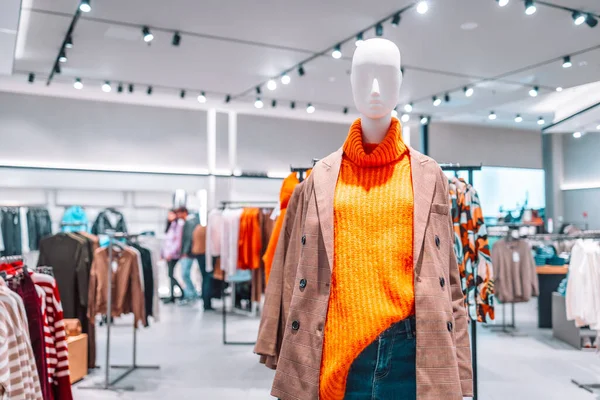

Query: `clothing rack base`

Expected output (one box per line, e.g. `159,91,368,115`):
571,379,600,394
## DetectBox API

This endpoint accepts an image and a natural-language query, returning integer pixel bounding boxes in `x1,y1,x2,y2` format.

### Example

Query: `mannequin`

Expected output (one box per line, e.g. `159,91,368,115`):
351,38,403,144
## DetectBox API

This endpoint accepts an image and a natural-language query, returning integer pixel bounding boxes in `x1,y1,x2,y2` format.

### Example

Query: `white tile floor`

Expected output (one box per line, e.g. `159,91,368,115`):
73,299,600,399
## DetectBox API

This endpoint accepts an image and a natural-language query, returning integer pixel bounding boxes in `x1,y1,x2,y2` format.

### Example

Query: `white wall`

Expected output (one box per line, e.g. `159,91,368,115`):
428,122,543,169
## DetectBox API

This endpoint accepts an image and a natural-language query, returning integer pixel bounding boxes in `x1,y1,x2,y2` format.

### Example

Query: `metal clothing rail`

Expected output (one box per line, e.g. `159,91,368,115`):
219,201,277,345
441,164,482,400
80,230,159,392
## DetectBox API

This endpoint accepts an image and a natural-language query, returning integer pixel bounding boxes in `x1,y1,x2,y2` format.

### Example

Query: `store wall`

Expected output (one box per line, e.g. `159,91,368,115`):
561,132,600,229
428,122,543,169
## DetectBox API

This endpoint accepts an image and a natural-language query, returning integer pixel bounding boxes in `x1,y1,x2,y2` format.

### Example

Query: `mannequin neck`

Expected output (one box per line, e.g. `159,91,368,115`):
360,114,393,144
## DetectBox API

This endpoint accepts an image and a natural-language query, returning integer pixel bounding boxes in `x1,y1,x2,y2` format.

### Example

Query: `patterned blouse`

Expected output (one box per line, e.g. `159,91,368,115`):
449,177,495,323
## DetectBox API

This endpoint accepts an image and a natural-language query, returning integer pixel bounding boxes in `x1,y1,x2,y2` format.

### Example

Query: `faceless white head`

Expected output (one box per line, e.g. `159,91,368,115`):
351,38,403,120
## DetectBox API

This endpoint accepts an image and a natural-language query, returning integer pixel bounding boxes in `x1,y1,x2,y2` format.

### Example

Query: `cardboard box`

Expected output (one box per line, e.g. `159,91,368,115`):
67,334,88,384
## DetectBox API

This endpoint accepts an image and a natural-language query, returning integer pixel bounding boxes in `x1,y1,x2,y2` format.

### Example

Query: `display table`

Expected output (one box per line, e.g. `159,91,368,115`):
537,265,568,328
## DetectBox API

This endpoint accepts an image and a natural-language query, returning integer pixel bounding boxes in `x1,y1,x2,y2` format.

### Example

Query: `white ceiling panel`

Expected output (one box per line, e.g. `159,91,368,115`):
0,0,22,75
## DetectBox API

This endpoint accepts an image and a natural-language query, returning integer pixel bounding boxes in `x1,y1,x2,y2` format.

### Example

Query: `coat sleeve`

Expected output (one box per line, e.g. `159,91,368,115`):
442,174,473,397
254,183,305,369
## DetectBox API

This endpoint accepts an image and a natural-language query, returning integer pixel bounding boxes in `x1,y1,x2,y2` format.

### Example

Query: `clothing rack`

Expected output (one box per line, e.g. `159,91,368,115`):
290,165,311,182
440,163,482,400
80,230,159,392
219,201,277,346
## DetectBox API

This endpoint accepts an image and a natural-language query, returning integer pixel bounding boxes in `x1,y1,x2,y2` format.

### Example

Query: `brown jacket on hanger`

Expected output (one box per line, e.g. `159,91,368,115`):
191,224,206,256
255,147,473,400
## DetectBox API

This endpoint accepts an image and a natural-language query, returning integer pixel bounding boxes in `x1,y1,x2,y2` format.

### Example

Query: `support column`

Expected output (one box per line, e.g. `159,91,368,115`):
228,111,237,173
207,108,217,210
420,122,429,156
542,133,564,230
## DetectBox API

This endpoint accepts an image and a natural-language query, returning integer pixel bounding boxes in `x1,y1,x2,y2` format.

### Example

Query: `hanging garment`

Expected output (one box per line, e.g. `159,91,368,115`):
161,219,184,261
491,238,539,303
205,209,223,274
191,224,206,256
263,171,312,285
129,243,154,323
88,246,145,327
27,208,53,251
0,279,44,400
449,177,495,323
91,208,127,235
1,208,22,256
255,121,472,400
565,240,600,329
29,272,73,400
220,208,244,277
19,207,31,253
61,206,89,233
137,235,161,322
237,208,262,270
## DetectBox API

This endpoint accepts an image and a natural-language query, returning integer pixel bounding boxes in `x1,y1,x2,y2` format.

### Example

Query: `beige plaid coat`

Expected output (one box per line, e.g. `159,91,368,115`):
255,146,473,400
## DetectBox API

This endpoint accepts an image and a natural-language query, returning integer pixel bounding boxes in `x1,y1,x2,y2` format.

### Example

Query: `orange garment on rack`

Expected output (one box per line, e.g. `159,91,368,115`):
320,118,414,399
263,170,311,285
237,208,262,270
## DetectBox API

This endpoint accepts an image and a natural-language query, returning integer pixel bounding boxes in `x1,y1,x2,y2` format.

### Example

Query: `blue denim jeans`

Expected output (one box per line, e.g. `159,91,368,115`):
344,316,417,400
179,257,197,299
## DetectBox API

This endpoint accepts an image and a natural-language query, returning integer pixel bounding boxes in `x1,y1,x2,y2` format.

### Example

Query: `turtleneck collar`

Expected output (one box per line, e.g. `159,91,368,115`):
343,118,407,167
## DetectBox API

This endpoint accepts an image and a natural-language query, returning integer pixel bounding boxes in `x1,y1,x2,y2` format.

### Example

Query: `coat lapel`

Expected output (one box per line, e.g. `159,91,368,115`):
409,147,436,273
313,148,343,272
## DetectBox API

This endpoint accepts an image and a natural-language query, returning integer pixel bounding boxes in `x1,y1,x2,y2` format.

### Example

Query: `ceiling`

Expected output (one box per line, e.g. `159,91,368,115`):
4,0,600,129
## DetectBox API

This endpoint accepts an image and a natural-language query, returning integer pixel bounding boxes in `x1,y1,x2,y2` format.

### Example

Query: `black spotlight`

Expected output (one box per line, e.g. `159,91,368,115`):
375,22,384,37
172,31,181,46
28,73,35,83
586,14,598,28
128,84,134,93
391,13,401,27
256,86,261,95
180,90,186,98
298,65,305,76
147,86,153,95
54,64,61,74
444,93,451,103
117,83,123,93
271,99,277,108
225,94,231,103
343,107,349,114
290,101,296,109
65,35,73,48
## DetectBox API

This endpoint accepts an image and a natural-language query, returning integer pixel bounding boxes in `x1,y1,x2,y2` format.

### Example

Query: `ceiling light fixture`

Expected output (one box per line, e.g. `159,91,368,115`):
489,111,497,120
102,81,111,93
142,26,154,43
128,84,134,93
74,78,83,90
515,114,523,123
332,44,342,59
197,91,207,103
562,56,572,68
290,101,296,109
572,11,586,26
79,0,91,13
343,107,349,114
433,96,442,106
375,23,384,37
556,86,563,92
256,86,261,95
538,117,545,125
464,86,474,97
391,108,398,118
355,32,364,47
65,36,73,48
117,83,123,93
524,0,536,15
54,64,61,74
392,13,401,26
254,97,264,109
404,103,413,112
416,1,429,14
271,100,277,108
172,32,181,46
529,86,539,97
497,0,509,7
267,79,277,91
401,113,410,122
298,65,305,77
306,103,315,114
59,50,67,63
180,90,186,99
147,86,153,95
225,95,231,103
444,93,451,103
573,131,582,138
586,14,598,28
281,73,290,85
596,124,600,130
28,73,35,83
420,116,429,125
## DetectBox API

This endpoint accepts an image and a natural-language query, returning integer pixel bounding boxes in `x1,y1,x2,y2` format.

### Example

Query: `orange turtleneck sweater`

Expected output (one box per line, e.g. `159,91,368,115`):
319,118,414,400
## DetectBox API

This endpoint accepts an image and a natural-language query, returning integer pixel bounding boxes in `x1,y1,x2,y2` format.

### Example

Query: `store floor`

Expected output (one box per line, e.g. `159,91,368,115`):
73,300,600,400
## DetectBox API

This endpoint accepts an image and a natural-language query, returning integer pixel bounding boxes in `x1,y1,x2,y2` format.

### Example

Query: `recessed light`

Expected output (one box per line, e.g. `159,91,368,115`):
573,131,582,138
556,87,563,92
538,117,545,125
416,1,429,14
489,111,497,120
460,22,478,30
401,113,410,122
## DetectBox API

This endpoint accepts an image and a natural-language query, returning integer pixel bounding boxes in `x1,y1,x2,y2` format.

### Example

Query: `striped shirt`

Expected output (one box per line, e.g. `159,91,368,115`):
0,285,43,400
29,273,73,400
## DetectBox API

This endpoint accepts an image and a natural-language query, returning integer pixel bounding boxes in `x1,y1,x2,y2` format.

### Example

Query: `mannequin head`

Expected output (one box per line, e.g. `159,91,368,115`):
351,38,403,120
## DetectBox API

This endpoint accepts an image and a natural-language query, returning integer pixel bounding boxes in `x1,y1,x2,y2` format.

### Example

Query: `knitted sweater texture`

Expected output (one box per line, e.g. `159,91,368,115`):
319,118,414,399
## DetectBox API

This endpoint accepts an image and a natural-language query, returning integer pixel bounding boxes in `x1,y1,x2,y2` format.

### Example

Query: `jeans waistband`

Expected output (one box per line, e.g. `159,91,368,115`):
378,316,416,340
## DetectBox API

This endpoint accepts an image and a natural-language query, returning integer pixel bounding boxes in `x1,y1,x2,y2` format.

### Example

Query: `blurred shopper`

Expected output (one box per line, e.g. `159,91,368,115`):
161,209,184,303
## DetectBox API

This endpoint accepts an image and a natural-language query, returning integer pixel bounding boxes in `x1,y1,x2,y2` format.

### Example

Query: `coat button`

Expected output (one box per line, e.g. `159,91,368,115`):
299,279,307,289
447,321,453,332
301,235,306,245
440,277,445,288
435,235,441,248
292,320,300,331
